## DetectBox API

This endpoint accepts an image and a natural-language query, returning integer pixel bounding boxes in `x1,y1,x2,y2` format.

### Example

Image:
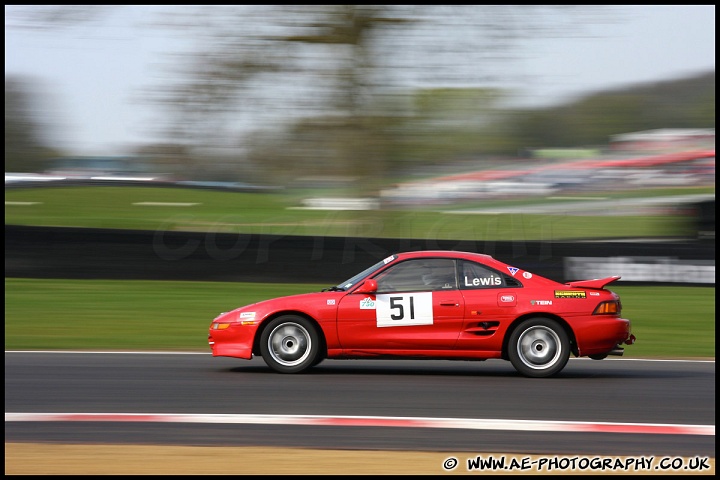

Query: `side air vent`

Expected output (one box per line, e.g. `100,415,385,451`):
464,321,501,336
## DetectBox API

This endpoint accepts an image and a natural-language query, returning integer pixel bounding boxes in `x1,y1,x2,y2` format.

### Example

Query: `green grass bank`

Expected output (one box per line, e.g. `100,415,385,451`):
5,279,714,359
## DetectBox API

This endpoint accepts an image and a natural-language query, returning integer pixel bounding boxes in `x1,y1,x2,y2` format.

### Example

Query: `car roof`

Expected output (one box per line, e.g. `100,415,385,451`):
389,250,562,287
394,250,494,261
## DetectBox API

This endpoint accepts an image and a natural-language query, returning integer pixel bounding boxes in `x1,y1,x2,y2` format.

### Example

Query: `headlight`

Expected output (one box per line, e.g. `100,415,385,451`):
211,310,237,327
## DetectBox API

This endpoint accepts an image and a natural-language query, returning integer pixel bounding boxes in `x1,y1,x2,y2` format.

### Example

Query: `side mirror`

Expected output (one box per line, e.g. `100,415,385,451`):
354,278,377,294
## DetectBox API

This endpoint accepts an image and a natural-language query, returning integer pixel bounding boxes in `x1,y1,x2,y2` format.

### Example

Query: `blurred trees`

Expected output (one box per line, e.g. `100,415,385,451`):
144,5,625,189
9,5,624,186
4,76,59,173
4,5,715,187
507,72,716,152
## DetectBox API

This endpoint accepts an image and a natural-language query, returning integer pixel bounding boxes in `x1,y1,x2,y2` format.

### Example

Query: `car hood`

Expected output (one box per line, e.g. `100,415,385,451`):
256,291,331,305
232,290,337,315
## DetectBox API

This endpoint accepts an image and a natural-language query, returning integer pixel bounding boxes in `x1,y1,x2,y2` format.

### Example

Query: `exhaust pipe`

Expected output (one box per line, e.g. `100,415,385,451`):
608,346,625,356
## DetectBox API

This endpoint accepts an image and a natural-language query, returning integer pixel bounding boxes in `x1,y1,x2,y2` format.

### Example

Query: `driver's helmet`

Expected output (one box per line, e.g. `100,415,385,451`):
421,263,452,286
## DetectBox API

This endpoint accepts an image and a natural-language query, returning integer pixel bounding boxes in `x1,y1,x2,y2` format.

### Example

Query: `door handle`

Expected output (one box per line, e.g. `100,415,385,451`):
440,302,460,307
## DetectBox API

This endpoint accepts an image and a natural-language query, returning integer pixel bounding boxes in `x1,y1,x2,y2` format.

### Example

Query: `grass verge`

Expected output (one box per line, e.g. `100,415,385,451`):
4,279,714,358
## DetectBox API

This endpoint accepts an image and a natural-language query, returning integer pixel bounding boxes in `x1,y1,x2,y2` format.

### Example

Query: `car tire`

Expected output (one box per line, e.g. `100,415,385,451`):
508,317,570,378
260,315,320,374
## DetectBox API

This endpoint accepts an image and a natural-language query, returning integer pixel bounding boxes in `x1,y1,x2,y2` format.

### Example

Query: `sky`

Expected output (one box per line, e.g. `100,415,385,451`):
4,5,716,157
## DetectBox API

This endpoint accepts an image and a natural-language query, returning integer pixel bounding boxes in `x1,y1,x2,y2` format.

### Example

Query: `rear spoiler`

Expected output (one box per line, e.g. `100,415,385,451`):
565,276,621,289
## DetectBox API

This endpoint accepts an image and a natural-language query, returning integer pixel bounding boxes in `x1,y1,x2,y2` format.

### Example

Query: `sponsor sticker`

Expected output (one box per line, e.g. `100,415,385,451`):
240,312,256,319
383,255,395,264
360,297,376,309
327,299,336,305
530,300,553,306
500,295,515,303
507,267,519,276
554,290,587,298
522,272,532,279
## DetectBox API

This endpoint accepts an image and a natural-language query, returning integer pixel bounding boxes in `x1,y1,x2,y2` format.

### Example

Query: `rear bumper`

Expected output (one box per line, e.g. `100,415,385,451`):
573,317,634,357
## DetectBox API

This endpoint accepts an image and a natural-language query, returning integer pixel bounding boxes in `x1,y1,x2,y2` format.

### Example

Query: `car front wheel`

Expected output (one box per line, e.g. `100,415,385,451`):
508,318,570,378
260,315,320,373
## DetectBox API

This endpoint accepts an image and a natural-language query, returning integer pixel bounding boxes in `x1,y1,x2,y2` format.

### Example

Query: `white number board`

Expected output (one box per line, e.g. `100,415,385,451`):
376,292,433,327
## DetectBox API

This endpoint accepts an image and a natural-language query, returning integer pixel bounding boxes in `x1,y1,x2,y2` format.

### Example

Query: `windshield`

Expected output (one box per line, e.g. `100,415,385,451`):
329,255,396,291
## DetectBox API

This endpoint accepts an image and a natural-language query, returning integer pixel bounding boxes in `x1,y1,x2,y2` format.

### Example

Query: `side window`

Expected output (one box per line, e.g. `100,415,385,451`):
459,260,510,289
375,258,457,292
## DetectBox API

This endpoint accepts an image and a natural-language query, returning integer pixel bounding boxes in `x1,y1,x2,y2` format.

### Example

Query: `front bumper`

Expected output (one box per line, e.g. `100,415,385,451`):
208,323,257,359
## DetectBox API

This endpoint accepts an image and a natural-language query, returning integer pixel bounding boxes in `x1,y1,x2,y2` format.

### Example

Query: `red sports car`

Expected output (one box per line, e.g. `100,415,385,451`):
208,250,635,378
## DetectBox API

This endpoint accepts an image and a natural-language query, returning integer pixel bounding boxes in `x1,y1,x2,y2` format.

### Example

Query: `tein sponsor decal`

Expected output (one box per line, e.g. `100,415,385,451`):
555,290,587,298
531,300,553,306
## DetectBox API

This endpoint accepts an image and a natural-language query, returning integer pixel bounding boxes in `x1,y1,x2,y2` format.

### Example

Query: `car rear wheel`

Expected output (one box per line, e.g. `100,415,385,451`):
508,318,570,378
260,315,320,374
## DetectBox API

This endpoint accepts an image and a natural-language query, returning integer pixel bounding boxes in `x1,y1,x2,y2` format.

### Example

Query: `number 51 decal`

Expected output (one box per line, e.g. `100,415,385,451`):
376,293,433,327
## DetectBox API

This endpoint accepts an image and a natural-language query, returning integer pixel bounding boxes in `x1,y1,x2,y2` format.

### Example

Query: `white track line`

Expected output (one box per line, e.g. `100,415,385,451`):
4,413,714,436
132,202,200,206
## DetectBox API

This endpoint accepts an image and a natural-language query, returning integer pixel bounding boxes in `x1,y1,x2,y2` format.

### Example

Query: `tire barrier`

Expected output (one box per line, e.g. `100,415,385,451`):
5,225,715,285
